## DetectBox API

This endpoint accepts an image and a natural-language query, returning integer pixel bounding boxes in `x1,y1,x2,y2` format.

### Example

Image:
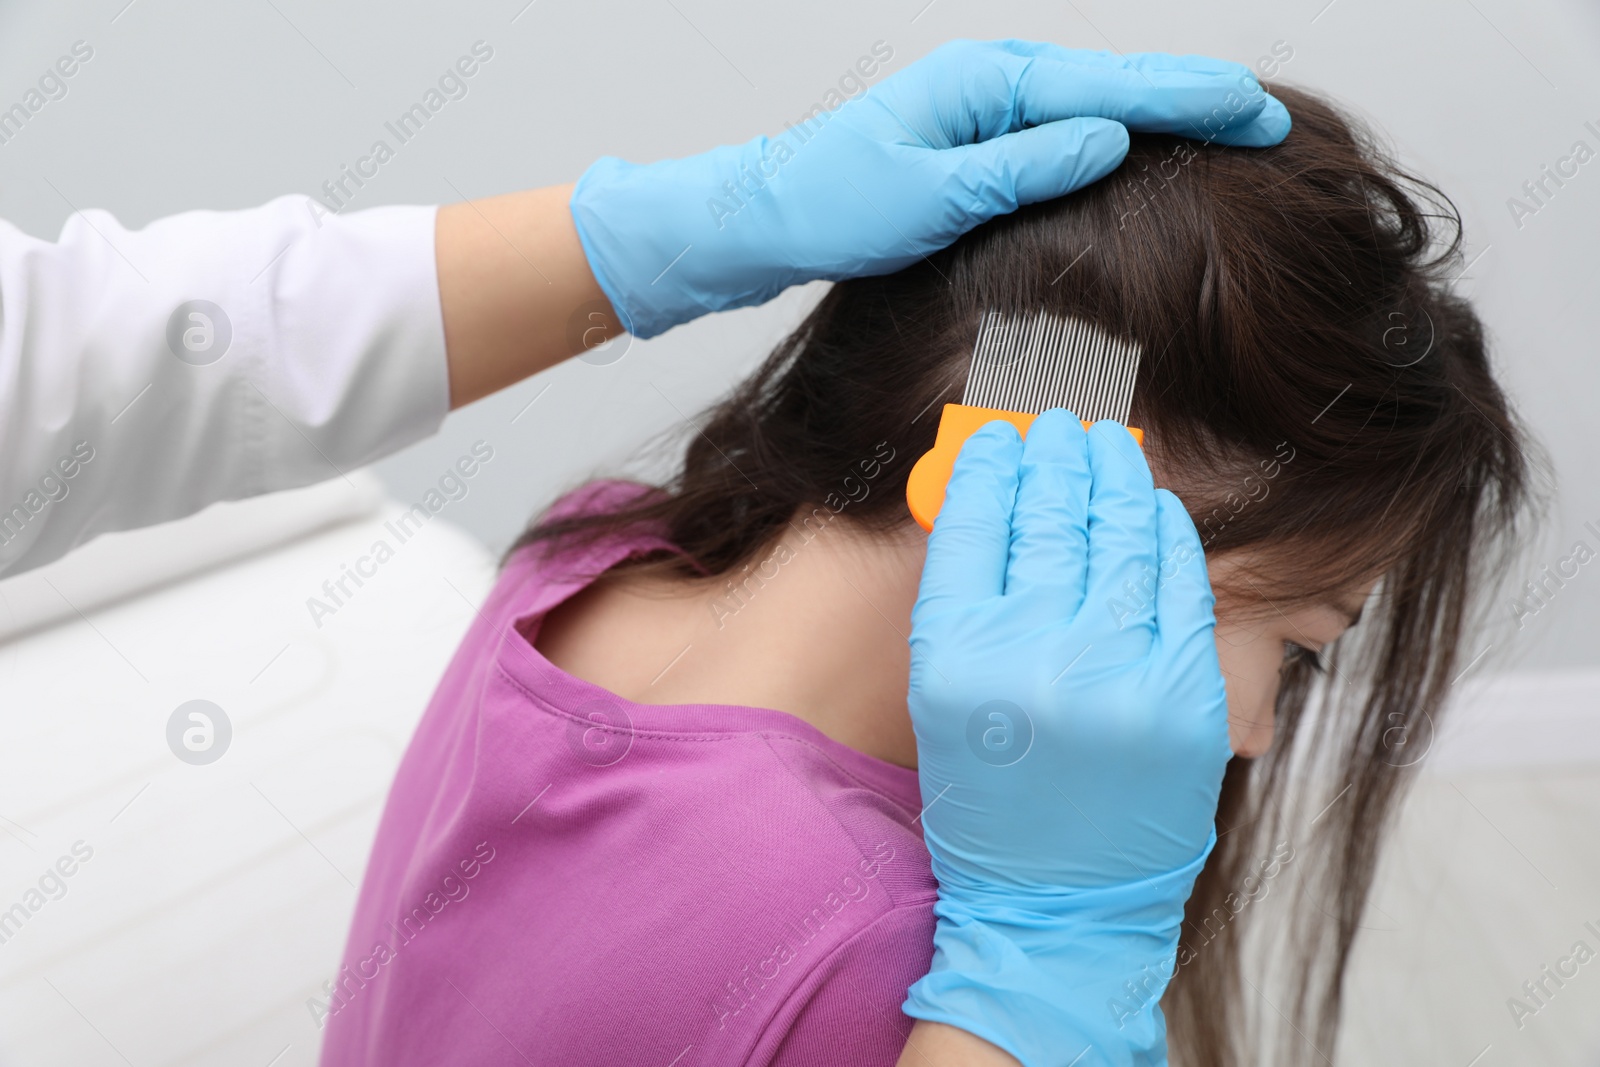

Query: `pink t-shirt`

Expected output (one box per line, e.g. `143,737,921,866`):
319,482,938,1066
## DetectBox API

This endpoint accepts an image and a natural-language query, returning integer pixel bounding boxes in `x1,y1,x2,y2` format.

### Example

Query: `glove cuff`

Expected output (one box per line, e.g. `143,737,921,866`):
903,832,1216,1067
569,137,791,340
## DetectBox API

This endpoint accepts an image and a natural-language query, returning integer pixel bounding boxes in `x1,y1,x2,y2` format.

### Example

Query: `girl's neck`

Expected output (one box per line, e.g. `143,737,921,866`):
534,512,927,768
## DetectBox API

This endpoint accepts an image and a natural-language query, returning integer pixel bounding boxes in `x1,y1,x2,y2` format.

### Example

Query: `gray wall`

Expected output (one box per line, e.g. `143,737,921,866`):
0,0,1594,673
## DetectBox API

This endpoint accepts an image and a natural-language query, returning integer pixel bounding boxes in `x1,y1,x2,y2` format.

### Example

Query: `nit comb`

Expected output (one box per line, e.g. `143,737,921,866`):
906,310,1144,532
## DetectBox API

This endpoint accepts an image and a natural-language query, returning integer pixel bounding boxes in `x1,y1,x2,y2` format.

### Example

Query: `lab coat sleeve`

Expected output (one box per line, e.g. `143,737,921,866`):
0,195,449,578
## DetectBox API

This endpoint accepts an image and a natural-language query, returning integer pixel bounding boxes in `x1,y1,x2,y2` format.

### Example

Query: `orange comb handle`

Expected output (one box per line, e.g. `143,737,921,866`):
905,405,1145,532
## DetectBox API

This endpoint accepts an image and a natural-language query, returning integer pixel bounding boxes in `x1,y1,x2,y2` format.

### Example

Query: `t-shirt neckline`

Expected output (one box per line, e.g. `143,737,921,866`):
487,494,926,814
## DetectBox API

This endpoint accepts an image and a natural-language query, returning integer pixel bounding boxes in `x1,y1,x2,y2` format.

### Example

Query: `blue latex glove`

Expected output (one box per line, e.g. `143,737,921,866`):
570,40,1290,338
901,410,1233,1066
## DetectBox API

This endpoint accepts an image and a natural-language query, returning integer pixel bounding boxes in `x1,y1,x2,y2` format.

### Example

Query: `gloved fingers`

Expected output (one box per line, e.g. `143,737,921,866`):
1151,487,1219,646
1006,409,1091,613
870,39,1289,159
1083,421,1160,639
917,421,1023,618
948,117,1128,211
1107,53,1292,147
1186,90,1292,147
1014,60,1277,142
1123,49,1293,144
1151,488,1232,754
891,39,1286,147
1123,50,1265,77
994,43,1290,146
990,39,1253,79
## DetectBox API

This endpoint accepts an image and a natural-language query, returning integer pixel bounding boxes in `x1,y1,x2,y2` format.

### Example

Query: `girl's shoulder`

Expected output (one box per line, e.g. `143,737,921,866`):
500,478,676,593
538,478,664,527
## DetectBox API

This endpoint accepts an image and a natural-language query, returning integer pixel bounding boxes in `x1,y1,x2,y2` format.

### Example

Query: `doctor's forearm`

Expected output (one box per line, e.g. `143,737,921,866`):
436,183,623,409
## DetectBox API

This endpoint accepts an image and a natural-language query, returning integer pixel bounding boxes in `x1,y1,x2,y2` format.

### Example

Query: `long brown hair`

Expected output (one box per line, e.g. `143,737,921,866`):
512,84,1529,1064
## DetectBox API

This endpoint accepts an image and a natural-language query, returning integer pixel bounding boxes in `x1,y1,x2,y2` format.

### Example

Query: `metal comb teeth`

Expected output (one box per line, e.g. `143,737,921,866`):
961,310,1141,424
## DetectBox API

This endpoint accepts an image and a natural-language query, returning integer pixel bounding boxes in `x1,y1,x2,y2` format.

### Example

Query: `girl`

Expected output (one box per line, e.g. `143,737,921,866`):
320,83,1529,1065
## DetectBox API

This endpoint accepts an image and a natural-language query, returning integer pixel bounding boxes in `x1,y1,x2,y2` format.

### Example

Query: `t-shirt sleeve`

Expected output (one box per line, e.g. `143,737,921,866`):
757,904,937,1067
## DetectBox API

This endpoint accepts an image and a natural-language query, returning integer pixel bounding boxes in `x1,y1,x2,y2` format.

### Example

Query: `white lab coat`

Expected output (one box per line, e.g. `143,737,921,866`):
0,196,448,578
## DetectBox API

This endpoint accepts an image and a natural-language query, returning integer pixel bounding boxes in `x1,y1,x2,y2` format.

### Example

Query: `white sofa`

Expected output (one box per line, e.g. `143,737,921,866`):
0,475,494,1067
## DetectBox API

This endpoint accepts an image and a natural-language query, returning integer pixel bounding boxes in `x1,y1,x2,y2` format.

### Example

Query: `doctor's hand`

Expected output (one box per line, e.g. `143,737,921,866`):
569,39,1290,339
898,410,1233,1067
